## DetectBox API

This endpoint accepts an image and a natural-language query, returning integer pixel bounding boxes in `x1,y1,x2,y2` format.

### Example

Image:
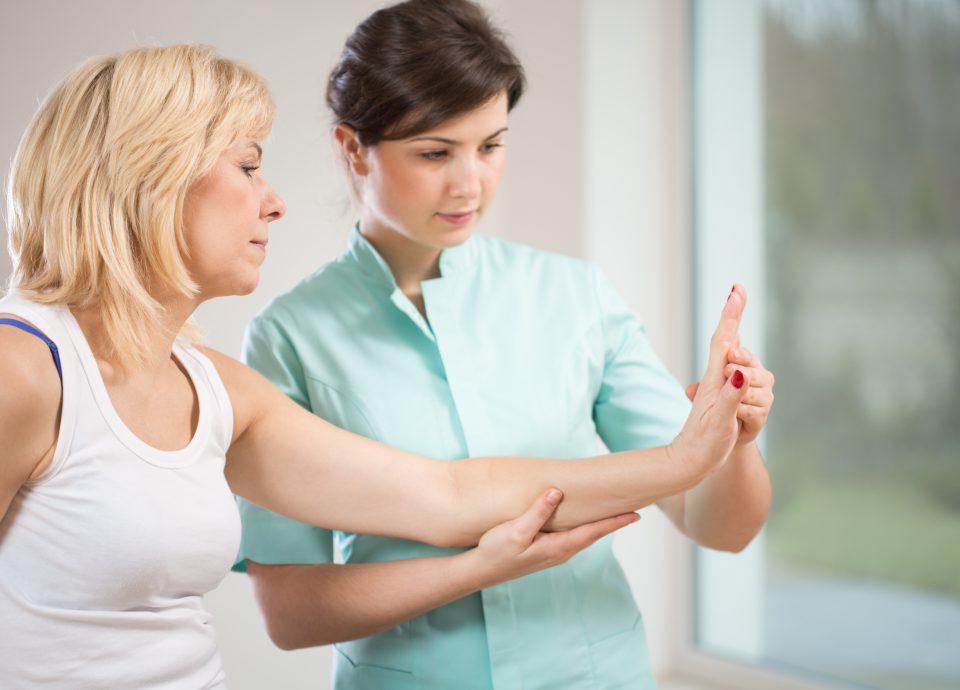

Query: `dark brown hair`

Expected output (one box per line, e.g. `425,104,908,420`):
326,0,525,145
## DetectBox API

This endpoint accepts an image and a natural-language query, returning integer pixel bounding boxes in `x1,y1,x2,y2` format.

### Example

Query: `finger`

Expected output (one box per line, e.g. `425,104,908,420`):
739,387,773,407
705,285,746,384
728,346,762,370
737,403,767,423
511,489,564,539
722,362,774,390
736,349,774,389
685,382,699,401
727,347,752,367
715,366,751,418
559,512,640,552
723,363,763,384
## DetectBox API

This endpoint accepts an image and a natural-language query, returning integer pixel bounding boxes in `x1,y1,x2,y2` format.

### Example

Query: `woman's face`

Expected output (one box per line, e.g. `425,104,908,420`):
354,91,509,250
182,140,285,299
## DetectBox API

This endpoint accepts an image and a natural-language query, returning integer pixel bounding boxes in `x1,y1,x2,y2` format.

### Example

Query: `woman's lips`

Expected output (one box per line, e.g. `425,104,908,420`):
436,210,475,226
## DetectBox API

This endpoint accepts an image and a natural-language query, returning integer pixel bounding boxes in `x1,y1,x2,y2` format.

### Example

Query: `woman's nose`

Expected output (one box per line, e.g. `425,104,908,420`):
448,156,481,200
263,185,286,222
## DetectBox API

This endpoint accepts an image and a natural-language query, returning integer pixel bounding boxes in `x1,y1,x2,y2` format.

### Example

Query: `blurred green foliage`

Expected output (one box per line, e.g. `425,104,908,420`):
762,0,960,592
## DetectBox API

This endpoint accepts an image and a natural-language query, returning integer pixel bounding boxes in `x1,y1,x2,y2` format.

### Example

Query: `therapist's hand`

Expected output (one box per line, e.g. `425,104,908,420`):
668,284,752,477
469,488,639,588
684,343,775,448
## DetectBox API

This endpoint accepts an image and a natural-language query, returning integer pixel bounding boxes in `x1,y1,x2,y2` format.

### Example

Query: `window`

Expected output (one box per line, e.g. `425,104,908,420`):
692,2,960,689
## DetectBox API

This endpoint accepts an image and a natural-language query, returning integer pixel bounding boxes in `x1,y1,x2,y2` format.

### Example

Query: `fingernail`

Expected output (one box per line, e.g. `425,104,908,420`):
732,370,745,389
547,489,562,505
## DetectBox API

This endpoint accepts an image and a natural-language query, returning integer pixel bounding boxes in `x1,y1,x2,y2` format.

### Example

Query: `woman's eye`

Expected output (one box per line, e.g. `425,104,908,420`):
482,143,503,153
241,165,260,177
420,150,447,161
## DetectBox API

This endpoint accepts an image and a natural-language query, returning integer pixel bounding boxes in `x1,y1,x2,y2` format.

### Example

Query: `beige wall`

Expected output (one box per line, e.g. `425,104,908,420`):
0,1,691,687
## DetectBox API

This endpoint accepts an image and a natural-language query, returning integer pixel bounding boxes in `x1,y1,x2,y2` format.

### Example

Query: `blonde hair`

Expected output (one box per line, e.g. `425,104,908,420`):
5,44,274,371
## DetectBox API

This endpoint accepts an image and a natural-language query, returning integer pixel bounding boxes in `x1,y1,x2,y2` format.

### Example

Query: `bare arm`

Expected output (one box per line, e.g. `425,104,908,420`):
209,291,746,548
658,290,773,552
246,490,638,650
213,348,718,547
0,323,62,523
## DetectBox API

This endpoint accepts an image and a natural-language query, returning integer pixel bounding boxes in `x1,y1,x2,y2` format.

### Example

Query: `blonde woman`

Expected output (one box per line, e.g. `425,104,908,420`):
1,45,753,688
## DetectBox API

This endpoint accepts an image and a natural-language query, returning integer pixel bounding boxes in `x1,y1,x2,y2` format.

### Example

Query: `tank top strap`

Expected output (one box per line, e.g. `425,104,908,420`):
172,341,235,455
0,291,80,484
0,318,63,380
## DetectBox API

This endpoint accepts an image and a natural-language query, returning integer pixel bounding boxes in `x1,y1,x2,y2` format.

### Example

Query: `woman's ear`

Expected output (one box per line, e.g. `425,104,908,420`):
334,123,369,176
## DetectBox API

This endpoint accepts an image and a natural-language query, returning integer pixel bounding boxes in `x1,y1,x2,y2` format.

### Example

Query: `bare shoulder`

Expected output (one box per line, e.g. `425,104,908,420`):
196,345,283,441
0,316,63,485
0,315,62,413
197,345,252,384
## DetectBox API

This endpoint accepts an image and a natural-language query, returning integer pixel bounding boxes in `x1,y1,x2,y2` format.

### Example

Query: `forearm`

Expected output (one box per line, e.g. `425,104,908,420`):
248,552,496,650
682,441,771,552
447,445,704,546
229,378,707,548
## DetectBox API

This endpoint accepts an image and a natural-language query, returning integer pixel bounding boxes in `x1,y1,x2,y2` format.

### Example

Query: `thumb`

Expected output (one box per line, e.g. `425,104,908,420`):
511,489,563,539
685,382,699,401
704,286,746,386
715,368,750,418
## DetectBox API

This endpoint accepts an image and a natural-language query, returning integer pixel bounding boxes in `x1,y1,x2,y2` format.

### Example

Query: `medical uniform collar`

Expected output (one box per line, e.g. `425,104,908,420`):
345,224,397,291
345,223,477,293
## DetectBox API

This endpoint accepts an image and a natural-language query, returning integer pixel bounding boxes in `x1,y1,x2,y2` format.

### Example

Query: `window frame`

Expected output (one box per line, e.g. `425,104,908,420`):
677,2,835,689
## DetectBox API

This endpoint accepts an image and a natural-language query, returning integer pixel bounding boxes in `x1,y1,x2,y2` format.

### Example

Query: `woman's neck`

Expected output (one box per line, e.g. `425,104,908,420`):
71,292,199,382
359,217,442,316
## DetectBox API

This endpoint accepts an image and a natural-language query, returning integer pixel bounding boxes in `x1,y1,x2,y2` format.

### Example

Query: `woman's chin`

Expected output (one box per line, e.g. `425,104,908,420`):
434,222,477,248
225,271,260,297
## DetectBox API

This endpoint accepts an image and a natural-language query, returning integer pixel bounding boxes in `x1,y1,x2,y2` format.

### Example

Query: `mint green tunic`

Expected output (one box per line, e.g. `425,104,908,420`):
234,227,691,690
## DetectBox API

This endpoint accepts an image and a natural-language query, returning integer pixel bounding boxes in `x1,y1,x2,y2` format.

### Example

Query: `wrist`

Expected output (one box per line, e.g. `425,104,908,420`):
666,436,712,488
455,548,499,591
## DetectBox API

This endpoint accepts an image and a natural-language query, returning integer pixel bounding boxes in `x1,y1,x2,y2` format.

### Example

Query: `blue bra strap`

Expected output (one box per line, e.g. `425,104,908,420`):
0,318,63,381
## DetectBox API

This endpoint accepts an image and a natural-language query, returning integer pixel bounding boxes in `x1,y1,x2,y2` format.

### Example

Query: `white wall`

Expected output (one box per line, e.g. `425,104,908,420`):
0,1,691,687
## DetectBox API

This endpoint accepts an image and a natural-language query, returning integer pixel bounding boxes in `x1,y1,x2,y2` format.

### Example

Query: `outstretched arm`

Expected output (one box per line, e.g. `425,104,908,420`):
214,289,748,548
246,490,637,649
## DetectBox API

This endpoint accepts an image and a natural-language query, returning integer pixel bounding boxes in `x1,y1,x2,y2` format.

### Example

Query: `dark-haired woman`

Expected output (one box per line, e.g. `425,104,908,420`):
234,1,775,688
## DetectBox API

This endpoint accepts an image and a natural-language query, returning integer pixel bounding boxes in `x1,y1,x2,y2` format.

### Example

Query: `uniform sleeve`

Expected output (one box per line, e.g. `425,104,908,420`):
232,312,335,573
590,266,692,452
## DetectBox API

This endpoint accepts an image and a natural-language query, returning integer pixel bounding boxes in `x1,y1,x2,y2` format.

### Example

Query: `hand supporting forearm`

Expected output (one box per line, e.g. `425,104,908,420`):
682,441,771,552
247,552,495,650
246,490,640,651
445,444,702,547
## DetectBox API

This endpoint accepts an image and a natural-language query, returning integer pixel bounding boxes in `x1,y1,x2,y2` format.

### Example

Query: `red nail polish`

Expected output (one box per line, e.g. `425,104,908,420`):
732,370,744,389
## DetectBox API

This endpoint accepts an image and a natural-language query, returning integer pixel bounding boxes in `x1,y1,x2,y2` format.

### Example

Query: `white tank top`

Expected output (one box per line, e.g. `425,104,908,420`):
0,291,240,689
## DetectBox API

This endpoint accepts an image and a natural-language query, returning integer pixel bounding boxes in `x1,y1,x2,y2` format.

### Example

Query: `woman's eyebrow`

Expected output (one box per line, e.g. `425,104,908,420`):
406,127,509,145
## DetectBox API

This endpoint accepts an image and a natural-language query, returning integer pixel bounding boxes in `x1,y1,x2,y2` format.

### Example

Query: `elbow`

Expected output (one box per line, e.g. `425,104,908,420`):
718,537,752,554
261,612,303,651
270,632,299,652
264,614,332,651
247,566,317,651
708,520,767,554
701,535,751,553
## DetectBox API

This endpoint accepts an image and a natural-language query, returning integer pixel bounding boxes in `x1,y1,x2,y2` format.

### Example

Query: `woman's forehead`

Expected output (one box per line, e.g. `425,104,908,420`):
406,93,509,143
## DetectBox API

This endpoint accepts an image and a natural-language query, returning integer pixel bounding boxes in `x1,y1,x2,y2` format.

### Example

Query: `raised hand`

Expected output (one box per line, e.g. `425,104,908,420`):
683,287,775,447
471,489,640,587
668,285,752,477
